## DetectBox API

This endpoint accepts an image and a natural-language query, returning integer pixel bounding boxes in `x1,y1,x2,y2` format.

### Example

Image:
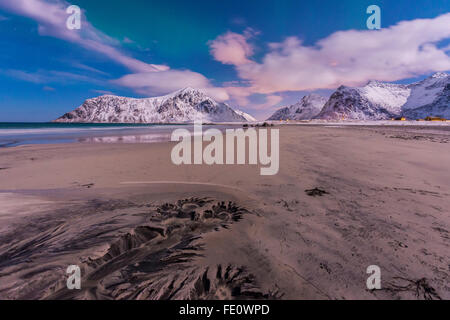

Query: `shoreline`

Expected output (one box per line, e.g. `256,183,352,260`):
0,121,449,149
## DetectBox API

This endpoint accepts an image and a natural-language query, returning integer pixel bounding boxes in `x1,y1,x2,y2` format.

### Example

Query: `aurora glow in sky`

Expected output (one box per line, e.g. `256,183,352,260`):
1,0,450,121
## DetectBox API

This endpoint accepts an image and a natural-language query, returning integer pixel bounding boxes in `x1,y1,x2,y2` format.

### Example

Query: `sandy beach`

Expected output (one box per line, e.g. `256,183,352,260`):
0,124,448,300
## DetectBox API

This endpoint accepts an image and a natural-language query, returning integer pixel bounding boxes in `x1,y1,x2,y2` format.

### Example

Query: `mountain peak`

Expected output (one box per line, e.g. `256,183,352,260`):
175,87,204,95
365,80,406,89
302,93,323,100
430,72,448,79
366,80,383,86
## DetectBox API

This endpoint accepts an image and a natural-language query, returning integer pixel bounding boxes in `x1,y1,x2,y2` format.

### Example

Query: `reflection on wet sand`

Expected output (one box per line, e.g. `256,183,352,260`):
78,134,171,144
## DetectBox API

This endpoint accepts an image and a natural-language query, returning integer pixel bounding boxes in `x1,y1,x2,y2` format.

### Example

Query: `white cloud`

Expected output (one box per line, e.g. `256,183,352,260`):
0,0,168,73
112,70,210,94
72,63,110,76
0,0,232,99
112,70,229,101
1,69,47,83
245,95,283,111
91,89,114,95
123,37,135,44
0,69,106,85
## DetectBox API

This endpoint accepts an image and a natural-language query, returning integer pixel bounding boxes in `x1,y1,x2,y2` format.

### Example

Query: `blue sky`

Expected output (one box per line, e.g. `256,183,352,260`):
0,0,450,121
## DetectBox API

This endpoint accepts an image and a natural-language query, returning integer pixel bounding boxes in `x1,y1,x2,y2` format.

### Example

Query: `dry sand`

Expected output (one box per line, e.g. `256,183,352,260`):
0,125,448,300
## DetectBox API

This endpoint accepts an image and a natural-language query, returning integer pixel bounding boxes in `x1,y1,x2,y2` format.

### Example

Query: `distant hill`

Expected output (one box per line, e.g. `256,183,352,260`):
267,94,327,120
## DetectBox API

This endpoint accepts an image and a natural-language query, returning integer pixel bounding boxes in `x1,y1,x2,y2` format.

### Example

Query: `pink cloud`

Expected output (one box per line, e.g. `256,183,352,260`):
211,13,450,95
209,31,254,66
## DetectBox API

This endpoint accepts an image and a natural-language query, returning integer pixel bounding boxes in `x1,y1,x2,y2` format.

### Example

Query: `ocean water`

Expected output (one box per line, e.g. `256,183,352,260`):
0,123,191,147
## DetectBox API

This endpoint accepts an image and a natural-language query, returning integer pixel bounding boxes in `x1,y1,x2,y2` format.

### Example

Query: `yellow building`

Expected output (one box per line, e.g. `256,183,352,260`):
425,116,446,121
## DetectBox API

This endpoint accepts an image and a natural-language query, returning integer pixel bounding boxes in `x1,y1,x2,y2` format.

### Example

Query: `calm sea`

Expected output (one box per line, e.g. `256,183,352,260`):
0,122,189,147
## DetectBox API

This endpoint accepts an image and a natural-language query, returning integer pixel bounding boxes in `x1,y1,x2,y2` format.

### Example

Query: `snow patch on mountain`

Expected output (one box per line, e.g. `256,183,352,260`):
403,82,450,119
359,81,410,115
234,110,257,122
402,72,449,110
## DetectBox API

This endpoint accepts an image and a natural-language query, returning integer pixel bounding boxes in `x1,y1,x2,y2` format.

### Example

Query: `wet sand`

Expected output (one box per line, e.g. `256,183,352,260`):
0,125,449,300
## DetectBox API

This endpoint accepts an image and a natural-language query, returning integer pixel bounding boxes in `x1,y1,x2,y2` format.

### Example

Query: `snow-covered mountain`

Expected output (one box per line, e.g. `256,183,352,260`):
235,110,257,122
316,82,410,120
267,94,327,120
54,88,247,123
402,73,450,119
315,73,450,120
